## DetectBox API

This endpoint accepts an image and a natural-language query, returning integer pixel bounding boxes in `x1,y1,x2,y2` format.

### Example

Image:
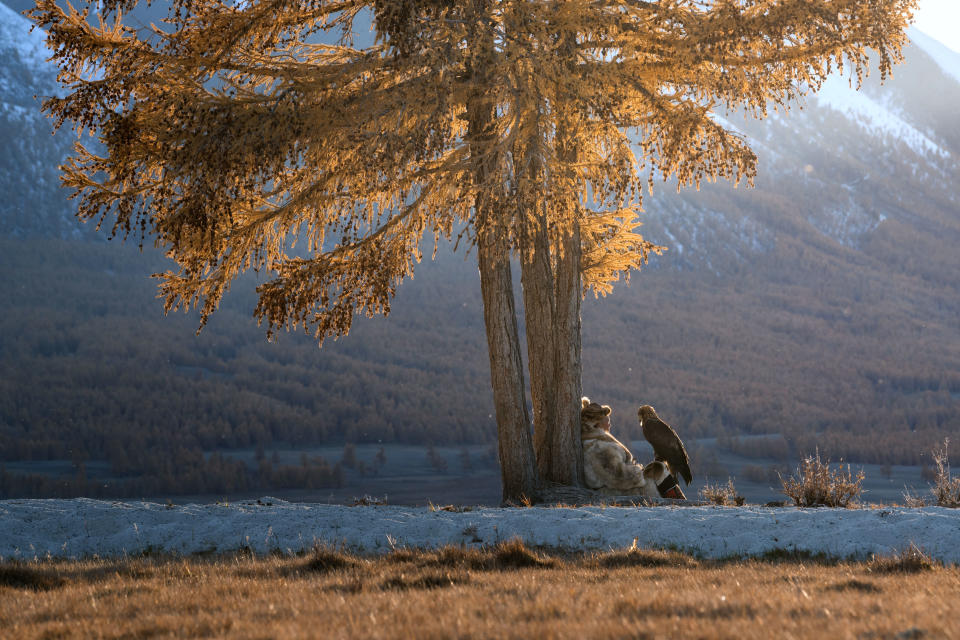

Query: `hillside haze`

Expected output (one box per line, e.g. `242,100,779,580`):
1,2,958,499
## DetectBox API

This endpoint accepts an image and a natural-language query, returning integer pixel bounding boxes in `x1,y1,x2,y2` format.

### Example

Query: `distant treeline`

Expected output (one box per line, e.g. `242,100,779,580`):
0,452,344,499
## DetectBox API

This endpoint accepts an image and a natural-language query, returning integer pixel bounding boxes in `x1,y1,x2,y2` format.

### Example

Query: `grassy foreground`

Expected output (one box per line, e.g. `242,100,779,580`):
2,541,958,639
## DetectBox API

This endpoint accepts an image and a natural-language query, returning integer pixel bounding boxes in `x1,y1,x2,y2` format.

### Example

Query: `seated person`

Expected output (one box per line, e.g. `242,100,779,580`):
580,397,670,497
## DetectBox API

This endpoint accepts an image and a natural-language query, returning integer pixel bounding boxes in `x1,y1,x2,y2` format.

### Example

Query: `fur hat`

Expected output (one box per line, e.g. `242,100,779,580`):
580,397,612,430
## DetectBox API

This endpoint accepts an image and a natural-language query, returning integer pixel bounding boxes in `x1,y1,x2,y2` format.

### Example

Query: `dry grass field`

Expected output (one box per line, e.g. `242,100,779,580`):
2,541,958,639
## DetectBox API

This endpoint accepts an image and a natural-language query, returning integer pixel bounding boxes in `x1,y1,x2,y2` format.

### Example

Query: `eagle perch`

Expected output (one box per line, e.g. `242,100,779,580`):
638,405,692,485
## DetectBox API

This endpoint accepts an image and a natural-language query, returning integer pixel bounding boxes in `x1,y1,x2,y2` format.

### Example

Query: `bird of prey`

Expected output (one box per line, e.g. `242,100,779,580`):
638,405,692,485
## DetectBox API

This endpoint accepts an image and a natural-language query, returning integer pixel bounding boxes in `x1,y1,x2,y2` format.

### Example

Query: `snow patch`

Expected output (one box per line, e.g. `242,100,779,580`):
2,498,959,563
814,75,947,157
646,197,773,263
807,197,887,248
0,2,52,69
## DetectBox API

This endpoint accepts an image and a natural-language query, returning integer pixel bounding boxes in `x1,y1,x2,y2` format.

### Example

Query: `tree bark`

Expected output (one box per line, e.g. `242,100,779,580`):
520,224,583,486
545,90,586,486
477,225,539,503
550,225,584,485
519,210,557,480
467,3,538,503
516,86,585,486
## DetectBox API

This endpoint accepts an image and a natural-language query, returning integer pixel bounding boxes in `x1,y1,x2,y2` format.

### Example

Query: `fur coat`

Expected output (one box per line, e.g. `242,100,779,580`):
581,427,650,494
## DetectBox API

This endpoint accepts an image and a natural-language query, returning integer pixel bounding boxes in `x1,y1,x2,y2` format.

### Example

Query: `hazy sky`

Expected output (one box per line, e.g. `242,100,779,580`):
915,0,960,53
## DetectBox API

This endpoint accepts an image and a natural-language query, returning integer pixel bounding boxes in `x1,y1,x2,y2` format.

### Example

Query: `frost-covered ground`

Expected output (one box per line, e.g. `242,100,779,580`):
1,498,959,564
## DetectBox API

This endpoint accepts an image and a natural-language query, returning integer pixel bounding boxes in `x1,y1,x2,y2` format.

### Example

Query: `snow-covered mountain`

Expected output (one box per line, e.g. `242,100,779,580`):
640,27,960,269
2,2,956,257
0,1,80,237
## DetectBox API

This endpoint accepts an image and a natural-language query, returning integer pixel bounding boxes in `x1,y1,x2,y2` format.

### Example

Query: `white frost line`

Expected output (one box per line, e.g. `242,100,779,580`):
2,498,960,563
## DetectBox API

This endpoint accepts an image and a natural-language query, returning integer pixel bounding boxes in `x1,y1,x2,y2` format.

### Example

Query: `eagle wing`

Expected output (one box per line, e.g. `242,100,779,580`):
638,405,692,485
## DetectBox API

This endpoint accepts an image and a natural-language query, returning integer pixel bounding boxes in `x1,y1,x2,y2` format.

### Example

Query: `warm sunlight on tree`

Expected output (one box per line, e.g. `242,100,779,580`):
30,0,915,502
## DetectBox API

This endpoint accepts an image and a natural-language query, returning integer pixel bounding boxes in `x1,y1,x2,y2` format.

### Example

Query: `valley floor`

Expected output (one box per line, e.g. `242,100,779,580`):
2,543,958,639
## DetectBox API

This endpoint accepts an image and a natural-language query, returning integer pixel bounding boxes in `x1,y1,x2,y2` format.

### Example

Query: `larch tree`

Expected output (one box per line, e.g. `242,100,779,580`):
31,0,547,501
30,0,915,501
482,0,916,488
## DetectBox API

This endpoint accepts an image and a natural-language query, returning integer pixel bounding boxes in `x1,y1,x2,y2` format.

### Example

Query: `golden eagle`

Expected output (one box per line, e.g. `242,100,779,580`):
638,405,692,485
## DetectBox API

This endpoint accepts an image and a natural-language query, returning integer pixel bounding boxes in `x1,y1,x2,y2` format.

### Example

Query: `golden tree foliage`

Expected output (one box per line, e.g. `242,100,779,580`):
30,0,914,338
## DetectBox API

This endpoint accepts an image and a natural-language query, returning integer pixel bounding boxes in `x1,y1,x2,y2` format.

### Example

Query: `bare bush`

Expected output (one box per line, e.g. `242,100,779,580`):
595,540,698,568
699,478,745,506
779,450,864,507
302,544,358,573
901,489,929,508
929,439,960,507
868,543,938,574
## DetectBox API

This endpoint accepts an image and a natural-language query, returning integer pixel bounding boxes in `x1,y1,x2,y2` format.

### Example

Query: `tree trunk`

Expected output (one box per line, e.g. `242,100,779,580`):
550,225,584,485
545,93,585,486
519,210,557,479
467,4,538,503
516,88,585,486
520,224,583,486
477,227,539,503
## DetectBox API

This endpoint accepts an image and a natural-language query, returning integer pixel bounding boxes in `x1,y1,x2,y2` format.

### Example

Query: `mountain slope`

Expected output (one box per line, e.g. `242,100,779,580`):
0,2,83,237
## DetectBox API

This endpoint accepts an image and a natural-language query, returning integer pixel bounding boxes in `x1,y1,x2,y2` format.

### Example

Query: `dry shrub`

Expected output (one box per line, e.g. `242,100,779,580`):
929,439,960,507
596,540,698,569
380,571,469,591
779,450,864,507
386,545,484,570
386,540,553,571
430,545,487,569
384,547,419,564
868,543,938,574
699,478,746,506
302,544,358,573
490,538,555,569
754,548,837,564
826,578,882,593
901,488,929,508
429,503,474,513
0,565,64,591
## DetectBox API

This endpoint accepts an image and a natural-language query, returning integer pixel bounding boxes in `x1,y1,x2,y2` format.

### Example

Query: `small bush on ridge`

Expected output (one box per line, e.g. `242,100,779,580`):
901,489,928,508
699,478,746,506
779,450,864,507
930,439,960,507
